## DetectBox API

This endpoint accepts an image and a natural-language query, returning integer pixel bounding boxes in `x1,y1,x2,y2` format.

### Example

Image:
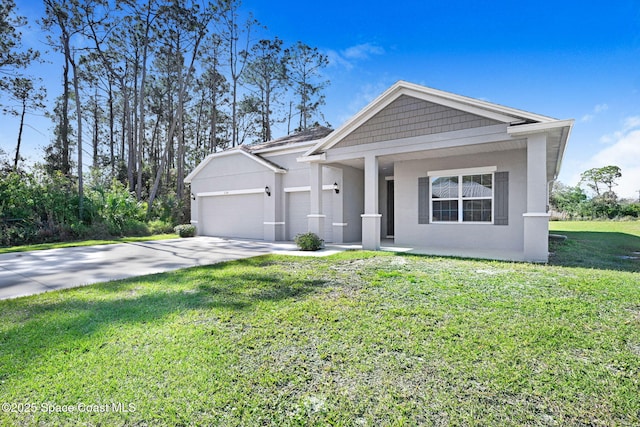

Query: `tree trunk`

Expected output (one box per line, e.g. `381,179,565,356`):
92,93,99,166
70,55,83,220
108,79,115,176
126,86,135,192
61,56,70,176
13,99,26,171
210,82,217,152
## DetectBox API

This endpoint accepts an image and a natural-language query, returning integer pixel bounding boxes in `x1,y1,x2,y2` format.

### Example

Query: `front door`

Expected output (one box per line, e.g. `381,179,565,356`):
386,180,394,237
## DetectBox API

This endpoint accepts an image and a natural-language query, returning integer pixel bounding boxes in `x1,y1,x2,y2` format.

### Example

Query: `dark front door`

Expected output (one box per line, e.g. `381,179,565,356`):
387,180,394,237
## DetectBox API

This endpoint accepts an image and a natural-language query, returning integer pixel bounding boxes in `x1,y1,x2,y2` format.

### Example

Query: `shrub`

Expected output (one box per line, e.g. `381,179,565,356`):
121,220,150,237
148,220,175,235
294,232,324,251
174,224,196,238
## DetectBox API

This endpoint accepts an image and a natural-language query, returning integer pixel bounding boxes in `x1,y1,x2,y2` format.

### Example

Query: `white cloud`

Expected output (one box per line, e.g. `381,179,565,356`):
622,115,640,129
326,43,385,70
342,43,385,60
585,119,640,199
340,81,391,122
581,103,608,122
594,104,609,113
325,49,354,70
599,115,640,144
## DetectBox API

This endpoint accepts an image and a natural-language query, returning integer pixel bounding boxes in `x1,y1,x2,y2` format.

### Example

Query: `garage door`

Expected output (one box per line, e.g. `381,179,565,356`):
286,190,333,242
200,193,264,239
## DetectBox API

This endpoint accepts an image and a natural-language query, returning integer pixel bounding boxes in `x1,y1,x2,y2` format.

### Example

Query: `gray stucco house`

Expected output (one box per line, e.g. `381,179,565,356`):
185,81,573,262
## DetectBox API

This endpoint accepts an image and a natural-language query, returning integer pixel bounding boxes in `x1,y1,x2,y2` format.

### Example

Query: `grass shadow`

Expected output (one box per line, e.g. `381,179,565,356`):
549,231,640,272
0,258,327,383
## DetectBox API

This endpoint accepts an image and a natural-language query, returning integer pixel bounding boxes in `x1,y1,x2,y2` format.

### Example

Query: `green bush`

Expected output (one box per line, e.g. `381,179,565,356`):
148,220,175,235
294,232,324,251
174,224,196,238
120,220,150,237
91,180,147,236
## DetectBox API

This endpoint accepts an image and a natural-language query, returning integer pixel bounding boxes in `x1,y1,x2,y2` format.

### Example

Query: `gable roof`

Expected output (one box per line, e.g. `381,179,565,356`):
246,126,333,153
304,80,566,157
184,146,286,183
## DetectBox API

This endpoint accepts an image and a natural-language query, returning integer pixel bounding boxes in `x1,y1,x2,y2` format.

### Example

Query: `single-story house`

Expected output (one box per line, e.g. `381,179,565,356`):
185,81,573,262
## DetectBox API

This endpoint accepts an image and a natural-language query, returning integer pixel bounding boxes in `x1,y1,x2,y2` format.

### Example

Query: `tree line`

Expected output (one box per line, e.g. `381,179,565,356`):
550,165,640,219
1,0,330,238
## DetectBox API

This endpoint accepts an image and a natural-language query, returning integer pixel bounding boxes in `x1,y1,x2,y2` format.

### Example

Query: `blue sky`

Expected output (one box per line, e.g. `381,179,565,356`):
3,0,640,199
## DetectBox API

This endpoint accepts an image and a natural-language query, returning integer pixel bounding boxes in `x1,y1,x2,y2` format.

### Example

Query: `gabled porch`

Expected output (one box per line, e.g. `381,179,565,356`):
298,81,572,263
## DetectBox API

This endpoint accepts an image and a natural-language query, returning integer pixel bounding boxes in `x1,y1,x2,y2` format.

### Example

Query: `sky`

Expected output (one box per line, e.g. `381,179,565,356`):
2,0,640,199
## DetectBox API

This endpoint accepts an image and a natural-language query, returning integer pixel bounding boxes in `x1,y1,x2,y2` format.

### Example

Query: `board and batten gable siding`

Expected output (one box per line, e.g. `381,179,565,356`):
333,95,502,149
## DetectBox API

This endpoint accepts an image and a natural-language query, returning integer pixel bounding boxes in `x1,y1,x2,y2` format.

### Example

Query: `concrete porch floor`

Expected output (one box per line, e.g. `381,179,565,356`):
321,239,528,262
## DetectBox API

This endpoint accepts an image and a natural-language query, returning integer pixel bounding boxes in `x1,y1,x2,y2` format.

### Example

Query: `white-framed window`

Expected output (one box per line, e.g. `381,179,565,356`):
428,167,496,224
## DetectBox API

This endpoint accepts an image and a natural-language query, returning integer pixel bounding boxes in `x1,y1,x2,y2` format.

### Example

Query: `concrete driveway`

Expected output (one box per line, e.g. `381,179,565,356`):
0,237,278,300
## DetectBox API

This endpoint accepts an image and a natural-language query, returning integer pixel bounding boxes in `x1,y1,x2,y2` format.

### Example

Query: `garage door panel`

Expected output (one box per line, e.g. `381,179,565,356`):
201,194,263,239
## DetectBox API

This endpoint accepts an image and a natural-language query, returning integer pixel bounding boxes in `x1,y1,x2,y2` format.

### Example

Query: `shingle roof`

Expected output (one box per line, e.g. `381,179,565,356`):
245,126,333,152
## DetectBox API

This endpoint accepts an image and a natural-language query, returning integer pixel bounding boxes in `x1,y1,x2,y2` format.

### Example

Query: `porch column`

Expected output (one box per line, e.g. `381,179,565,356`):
307,162,325,239
361,154,381,250
263,173,284,241
523,133,550,262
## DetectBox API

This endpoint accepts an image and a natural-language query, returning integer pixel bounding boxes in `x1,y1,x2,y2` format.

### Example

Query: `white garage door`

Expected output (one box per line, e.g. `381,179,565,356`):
286,190,333,242
200,193,264,239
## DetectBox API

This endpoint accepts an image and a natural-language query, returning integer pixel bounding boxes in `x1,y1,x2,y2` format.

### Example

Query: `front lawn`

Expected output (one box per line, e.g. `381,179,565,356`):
550,220,640,272
1,248,638,425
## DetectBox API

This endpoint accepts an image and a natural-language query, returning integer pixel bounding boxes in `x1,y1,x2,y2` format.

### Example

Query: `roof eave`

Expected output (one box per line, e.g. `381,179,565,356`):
506,119,574,137
251,139,319,155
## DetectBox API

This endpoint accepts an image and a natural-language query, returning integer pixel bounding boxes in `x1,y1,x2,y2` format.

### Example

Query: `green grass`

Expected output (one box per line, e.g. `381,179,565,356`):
550,220,640,272
0,234,179,254
1,225,639,425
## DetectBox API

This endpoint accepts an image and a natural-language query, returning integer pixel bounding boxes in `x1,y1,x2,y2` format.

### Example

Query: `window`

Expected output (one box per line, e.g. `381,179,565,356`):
429,168,495,223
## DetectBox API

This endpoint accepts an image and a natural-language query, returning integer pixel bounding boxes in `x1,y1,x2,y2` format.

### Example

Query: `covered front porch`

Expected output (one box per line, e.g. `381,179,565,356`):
302,125,564,263
298,81,572,262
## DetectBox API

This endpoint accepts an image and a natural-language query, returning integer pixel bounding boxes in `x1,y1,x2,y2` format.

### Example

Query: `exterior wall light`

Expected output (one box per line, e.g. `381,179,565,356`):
191,192,196,200
333,182,340,194
265,186,271,196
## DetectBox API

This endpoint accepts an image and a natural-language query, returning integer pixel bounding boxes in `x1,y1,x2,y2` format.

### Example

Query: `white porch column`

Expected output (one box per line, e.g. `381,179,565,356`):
523,133,550,262
307,162,325,239
263,173,284,241
361,154,381,250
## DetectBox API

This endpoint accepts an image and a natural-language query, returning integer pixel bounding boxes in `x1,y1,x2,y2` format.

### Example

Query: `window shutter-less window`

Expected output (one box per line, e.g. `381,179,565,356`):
418,177,429,224
494,171,509,225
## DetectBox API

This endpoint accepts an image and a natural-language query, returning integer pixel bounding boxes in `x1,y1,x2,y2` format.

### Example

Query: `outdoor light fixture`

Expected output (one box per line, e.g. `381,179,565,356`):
265,186,271,196
191,192,196,200
333,182,340,194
